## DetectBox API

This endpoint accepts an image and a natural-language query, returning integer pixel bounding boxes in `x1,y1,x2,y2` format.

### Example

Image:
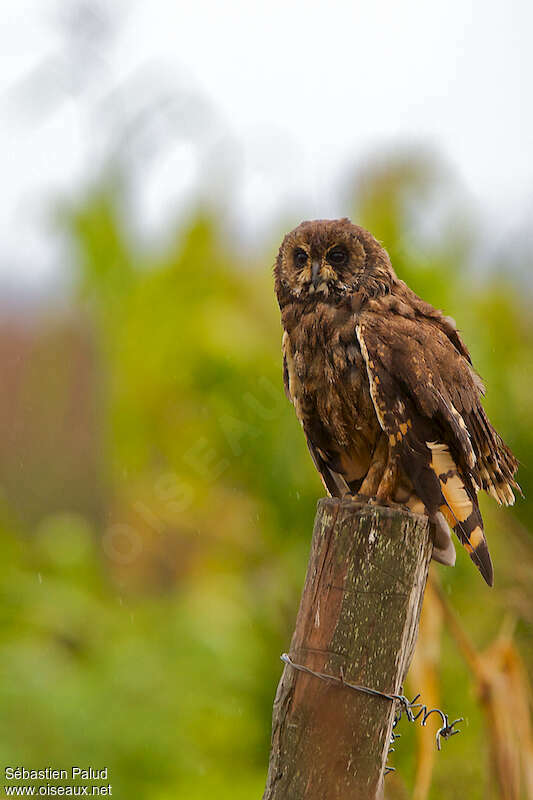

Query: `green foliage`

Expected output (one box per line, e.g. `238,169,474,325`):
0,154,532,798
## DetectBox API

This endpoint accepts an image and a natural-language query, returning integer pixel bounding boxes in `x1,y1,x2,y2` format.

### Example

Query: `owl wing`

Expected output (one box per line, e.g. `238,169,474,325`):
356,305,519,586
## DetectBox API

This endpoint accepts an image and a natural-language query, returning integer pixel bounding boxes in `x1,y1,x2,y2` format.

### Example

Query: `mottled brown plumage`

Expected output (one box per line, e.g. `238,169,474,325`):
275,218,520,585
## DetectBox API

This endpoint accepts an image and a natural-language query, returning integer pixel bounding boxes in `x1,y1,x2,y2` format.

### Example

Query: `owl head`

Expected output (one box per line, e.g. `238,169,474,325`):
274,218,396,306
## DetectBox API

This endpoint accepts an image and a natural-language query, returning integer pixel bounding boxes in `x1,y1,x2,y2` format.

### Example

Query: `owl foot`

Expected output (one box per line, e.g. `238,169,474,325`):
373,498,412,513
350,493,411,513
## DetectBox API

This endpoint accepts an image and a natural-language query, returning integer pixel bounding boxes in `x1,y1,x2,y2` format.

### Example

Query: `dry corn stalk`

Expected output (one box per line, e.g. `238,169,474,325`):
434,581,533,800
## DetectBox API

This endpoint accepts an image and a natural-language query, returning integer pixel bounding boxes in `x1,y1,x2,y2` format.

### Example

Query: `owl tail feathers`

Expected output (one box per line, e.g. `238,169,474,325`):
440,501,494,586
428,442,494,586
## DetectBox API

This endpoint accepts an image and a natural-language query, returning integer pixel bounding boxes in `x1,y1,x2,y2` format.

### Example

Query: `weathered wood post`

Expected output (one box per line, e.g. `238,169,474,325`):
263,497,432,800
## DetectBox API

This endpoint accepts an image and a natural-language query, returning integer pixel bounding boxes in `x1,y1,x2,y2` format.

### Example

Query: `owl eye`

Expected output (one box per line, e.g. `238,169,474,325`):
293,248,308,269
326,246,349,267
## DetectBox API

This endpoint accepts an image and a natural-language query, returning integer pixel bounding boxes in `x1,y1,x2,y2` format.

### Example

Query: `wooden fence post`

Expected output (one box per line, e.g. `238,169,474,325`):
263,497,432,800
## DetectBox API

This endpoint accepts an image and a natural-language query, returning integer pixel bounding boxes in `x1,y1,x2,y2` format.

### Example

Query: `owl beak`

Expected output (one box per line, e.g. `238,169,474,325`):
311,260,321,288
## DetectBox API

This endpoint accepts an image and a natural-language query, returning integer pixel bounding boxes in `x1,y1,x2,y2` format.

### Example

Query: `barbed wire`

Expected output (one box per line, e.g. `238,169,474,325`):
281,652,462,774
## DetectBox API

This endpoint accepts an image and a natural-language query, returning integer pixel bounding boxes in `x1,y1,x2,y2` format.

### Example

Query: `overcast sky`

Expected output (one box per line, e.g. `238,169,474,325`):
1,0,532,288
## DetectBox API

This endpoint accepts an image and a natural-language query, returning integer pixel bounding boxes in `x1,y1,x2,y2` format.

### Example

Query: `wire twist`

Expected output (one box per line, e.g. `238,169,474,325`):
281,652,462,774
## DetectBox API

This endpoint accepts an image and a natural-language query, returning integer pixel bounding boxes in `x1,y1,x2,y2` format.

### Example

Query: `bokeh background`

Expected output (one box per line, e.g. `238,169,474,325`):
1,2,533,798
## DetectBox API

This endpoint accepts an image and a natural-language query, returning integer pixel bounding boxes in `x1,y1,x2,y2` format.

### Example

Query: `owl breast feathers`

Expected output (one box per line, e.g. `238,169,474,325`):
274,218,520,586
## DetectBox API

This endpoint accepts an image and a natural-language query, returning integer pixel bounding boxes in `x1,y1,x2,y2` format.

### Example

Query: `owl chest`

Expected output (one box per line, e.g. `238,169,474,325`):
291,337,362,392
283,312,372,439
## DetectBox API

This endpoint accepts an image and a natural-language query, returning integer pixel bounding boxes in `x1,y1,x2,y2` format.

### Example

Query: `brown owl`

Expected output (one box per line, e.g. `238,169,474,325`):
274,218,520,585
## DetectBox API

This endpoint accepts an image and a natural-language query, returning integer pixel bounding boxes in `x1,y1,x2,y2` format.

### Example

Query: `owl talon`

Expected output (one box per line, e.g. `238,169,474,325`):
369,496,411,513
348,492,372,504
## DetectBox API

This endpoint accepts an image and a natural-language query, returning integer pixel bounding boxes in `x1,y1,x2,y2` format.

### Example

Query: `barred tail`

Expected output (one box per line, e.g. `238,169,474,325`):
429,442,494,586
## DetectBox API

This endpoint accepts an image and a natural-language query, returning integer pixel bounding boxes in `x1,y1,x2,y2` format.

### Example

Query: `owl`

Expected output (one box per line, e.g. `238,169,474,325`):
275,218,520,585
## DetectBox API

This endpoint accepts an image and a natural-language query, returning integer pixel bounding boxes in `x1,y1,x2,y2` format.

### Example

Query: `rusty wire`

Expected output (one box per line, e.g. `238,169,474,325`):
281,652,462,774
